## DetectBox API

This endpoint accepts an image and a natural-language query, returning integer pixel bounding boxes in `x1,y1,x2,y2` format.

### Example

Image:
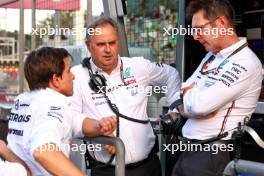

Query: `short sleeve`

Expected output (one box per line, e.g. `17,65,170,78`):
29,120,63,156
71,112,86,138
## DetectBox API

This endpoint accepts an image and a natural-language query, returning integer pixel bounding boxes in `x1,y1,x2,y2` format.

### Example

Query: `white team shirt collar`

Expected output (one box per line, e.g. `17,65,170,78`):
216,37,247,59
90,55,122,75
43,88,70,104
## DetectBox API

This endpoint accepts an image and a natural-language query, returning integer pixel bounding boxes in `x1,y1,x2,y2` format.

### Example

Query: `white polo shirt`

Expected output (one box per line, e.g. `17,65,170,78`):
71,56,181,164
7,88,86,176
0,159,27,176
182,37,262,140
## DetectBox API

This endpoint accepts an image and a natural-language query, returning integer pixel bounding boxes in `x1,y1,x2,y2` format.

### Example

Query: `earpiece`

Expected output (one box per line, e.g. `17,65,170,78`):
82,57,107,93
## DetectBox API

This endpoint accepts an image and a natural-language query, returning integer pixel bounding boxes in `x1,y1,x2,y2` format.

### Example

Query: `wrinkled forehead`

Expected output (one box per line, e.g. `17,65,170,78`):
87,23,119,43
91,26,119,42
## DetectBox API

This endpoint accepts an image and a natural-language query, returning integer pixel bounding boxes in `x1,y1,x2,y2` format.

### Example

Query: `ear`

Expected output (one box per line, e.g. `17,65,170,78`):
217,16,228,27
86,41,91,51
49,74,60,89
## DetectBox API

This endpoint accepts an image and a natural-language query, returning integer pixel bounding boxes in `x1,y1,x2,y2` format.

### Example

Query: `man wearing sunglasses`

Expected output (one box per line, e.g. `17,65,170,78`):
172,0,262,176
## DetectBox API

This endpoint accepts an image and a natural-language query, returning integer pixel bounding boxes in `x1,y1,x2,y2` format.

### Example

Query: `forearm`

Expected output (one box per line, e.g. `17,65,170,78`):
164,66,181,104
149,64,181,104
82,116,116,137
82,118,102,137
33,143,85,176
1,148,19,162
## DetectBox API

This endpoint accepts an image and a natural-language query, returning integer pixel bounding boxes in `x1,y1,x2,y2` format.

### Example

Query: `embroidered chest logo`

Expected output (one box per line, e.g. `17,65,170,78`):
15,99,19,110
204,80,215,87
123,67,137,85
124,67,131,79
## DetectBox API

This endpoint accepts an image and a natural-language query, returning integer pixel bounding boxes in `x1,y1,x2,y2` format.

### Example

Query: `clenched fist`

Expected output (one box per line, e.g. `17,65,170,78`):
99,116,116,136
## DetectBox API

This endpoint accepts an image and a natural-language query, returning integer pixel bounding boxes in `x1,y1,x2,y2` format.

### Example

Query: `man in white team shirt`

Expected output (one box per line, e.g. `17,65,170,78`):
7,47,116,176
70,17,181,176
0,139,31,176
172,0,263,176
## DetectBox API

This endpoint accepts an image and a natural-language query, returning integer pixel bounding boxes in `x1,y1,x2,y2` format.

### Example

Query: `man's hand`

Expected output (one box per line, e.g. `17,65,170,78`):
99,116,116,136
178,83,195,118
177,104,218,119
196,110,218,119
83,116,116,154
99,118,117,154
83,116,116,137
104,145,116,154
168,112,178,121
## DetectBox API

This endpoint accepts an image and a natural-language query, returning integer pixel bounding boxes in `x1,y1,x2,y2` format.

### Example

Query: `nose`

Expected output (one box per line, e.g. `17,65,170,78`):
71,72,75,80
193,33,201,41
104,44,110,53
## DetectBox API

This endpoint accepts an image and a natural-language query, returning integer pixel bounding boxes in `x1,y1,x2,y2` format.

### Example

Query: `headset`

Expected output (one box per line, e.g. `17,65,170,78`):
82,57,108,93
82,57,128,93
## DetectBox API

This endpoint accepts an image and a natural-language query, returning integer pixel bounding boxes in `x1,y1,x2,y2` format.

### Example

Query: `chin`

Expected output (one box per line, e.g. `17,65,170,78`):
65,91,73,97
204,46,212,52
69,91,74,96
104,58,115,64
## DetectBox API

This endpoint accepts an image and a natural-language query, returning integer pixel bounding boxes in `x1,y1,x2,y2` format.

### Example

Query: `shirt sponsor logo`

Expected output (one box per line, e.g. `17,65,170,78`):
204,80,215,87
127,86,138,96
47,111,63,123
207,76,218,81
20,104,29,107
9,128,24,136
95,101,107,106
156,62,164,67
124,67,131,78
15,100,19,110
92,95,105,100
219,78,231,87
218,60,229,70
125,79,137,85
225,71,239,80
9,112,31,123
50,106,62,111
221,74,234,83
90,95,107,106
233,63,247,72
123,67,137,85
231,67,242,74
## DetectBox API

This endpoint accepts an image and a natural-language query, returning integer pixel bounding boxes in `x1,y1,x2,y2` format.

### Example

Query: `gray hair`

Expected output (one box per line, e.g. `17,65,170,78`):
86,16,119,42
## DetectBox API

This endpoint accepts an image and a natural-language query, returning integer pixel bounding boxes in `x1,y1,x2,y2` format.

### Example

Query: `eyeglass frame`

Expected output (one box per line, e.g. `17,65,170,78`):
191,16,220,35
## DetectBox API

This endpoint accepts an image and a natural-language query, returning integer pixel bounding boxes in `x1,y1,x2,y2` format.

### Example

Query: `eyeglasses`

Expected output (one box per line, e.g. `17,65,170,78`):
192,16,220,35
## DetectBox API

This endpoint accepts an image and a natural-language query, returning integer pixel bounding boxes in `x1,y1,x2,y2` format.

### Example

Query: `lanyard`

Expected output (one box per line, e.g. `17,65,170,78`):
200,42,248,75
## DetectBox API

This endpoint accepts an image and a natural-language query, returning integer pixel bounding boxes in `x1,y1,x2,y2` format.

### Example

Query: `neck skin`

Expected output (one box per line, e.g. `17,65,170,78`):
92,58,118,75
213,33,240,54
104,64,117,75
